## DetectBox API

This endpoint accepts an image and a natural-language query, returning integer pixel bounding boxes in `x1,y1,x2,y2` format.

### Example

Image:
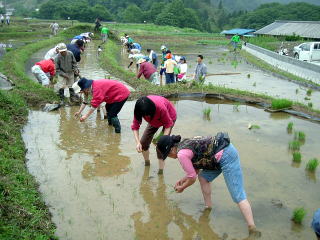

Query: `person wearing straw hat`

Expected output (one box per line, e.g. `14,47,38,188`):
74,78,130,133
137,58,158,84
156,134,261,237
55,43,79,104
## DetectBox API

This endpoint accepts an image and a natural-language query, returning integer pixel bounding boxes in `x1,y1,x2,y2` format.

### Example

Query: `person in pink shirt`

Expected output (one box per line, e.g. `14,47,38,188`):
74,78,130,133
156,134,261,238
131,95,176,174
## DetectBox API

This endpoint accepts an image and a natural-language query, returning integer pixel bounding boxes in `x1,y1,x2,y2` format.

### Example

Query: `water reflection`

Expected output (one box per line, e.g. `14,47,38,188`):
132,167,221,240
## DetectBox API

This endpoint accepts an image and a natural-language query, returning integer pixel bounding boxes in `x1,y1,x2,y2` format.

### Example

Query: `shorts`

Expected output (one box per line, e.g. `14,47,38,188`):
140,123,174,159
199,143,247,203
31,65,50,86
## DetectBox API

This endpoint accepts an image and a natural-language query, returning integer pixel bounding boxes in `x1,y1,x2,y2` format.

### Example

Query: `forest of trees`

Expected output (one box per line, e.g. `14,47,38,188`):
7,0,320,32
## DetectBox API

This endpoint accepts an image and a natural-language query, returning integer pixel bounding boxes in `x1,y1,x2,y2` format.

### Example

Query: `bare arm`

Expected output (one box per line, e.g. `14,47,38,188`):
133,130,143,152
175,177,197,193
79,107,96,122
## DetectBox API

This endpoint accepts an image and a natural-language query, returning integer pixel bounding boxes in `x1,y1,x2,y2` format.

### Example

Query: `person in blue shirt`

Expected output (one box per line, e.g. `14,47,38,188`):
147,49,159,68
67,40,84,63
130,42,142,51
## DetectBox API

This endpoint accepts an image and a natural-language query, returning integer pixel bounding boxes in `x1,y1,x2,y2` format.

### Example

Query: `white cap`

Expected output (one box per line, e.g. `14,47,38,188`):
161,45,167,50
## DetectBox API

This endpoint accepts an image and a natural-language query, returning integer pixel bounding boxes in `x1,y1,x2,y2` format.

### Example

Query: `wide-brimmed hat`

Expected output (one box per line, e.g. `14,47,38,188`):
77,77,93,91
137,58,146,64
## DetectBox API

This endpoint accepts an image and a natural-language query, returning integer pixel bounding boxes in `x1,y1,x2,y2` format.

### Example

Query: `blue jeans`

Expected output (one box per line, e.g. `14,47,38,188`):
165,73,175,84
199,143,247,203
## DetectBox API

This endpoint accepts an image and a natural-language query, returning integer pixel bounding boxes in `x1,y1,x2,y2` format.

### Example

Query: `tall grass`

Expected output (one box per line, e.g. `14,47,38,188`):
271,99,293,110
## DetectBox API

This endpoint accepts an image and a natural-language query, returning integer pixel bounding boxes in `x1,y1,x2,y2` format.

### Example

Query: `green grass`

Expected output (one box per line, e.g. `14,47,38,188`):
306,158,319,172
292,152,302,163
246,36,280,51
292,207,306,224
247,74,251,78
287,122,294,133
271,99,293,110
294,131,306,142
289,140,300,151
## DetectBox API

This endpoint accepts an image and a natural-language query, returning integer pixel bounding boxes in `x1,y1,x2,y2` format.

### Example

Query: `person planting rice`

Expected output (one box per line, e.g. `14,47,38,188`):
74,78,130,133
131,95,176,174
156,133,261,237
136,58,158,84
31,58,55,87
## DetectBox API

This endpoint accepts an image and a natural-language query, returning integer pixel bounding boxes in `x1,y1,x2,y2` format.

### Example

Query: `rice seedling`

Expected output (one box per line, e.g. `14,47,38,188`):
306,89,312,96
233,102,240,111
209,60,213,64
304,97,311,101
271,99,293,110
203,107,211,119
306,158,319,172
292,152,302,163
292,207,306,224
252,82,256,87
295,89,299,94
287,122,293,133
308,102,313,108
247,73,251,78
152,131,163,144
289,140,300,151
294,131,306,142
251,124,260,129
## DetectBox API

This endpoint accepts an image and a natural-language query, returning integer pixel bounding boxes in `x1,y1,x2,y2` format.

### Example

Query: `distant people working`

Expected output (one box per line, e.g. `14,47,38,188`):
194,55,207,82
101,26,109,43
231,33,241,51
67,40,84,62
50,22,59,35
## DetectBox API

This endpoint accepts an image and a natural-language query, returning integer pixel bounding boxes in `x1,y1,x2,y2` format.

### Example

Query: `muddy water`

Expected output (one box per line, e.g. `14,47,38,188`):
124,42,320,109
23,99,319,240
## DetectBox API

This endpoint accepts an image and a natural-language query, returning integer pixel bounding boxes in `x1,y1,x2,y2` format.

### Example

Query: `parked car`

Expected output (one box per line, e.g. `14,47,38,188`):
293,42,320,62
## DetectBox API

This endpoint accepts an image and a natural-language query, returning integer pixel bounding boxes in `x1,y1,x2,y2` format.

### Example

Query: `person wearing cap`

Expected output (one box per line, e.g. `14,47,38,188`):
74,78,130,133
156,134,261,237
67,40,84,63
137,58,158,84
44,43,64,60
147,49,159,69
31,58,55,87
177,56,187,81
55,43,79,104
70,35,86,45
164,53,177,84
131,95,176,174
312,209,320,239
194,55,207,83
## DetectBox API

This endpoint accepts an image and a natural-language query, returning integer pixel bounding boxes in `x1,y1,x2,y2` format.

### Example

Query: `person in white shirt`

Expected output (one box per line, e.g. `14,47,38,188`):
0,15,4,25
177,56,188,81
44,43,65,60
6,15,10,25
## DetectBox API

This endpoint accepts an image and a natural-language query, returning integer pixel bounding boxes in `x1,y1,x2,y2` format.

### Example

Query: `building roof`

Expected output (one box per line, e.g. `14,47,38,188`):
255,20,320,39
221,29,256,36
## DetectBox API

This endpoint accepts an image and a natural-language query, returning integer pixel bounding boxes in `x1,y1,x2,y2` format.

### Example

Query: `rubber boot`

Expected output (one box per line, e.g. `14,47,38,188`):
107,115,112,125
111,117,121,133
69,88,80,103
58,88,65,105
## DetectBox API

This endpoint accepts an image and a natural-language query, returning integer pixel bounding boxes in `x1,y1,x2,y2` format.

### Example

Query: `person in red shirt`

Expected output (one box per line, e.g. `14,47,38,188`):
131,95,176,174
74,78,130,133
136,58,158,84
31,58,55,87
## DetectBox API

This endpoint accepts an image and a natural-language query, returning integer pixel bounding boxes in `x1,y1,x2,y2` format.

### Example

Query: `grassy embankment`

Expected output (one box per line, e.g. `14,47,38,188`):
0,21,92,240
100,26,320,116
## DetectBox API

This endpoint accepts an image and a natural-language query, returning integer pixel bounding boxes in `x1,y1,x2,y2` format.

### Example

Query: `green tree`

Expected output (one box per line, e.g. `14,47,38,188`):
119,4,144,23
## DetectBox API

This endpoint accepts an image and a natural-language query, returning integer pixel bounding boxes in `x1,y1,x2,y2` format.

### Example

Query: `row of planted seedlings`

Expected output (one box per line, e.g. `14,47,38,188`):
287,121,319,225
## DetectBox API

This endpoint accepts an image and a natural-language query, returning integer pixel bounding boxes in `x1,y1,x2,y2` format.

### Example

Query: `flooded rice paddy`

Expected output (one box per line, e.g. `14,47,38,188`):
23,99,319,240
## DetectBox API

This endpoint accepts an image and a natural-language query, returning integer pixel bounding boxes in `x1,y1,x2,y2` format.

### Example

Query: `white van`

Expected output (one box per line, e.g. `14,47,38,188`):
293,42,320,63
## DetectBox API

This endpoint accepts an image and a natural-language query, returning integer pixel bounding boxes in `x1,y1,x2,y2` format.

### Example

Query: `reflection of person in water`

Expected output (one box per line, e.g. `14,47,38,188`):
156,134,261,238
131,167,221,240
58,107,130,179
82,128,130,179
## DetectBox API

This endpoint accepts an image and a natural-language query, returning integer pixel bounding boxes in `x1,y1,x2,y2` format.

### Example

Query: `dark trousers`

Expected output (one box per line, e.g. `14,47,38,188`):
105,98,128,120
165,73,175,84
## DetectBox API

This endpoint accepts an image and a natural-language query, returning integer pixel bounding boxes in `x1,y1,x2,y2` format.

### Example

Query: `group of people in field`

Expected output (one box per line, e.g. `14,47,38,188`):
30,23,320,239
121,33,208,85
